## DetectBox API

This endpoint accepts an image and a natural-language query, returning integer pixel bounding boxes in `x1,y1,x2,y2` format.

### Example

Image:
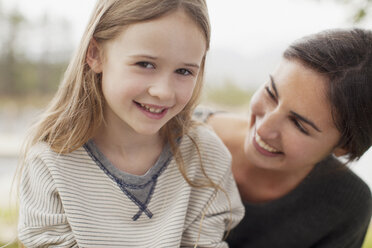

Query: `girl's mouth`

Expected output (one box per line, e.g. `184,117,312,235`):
136,102,166,114
134,101,169,120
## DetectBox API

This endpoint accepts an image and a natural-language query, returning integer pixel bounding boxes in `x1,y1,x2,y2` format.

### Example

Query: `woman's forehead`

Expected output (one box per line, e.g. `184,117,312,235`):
271,59,336,127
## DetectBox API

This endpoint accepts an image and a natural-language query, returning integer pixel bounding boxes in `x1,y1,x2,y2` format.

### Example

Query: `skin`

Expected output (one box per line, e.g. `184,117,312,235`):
86,9,206,175
208,59,346,203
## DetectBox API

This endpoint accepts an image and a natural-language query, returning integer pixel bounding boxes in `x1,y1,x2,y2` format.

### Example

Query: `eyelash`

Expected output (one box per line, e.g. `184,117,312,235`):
290,116,309,135
136,62,193,76
176,68,193,76
136,61,155,69
265,86,277,102
265,86,309,135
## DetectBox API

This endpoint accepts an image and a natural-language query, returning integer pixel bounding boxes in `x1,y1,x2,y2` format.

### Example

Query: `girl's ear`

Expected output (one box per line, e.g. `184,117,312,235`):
333,147,348,157
86,39,103,73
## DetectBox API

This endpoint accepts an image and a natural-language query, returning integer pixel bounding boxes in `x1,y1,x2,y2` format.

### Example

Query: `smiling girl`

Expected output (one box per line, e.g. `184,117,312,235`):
17,1,244,247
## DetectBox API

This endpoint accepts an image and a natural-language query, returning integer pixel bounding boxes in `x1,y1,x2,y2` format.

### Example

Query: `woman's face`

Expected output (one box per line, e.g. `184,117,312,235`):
244,58,345,172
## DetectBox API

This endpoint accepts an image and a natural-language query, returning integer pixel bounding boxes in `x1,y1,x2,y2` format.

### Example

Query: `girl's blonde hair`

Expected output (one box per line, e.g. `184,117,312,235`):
17,0,231,245
25,0,210,154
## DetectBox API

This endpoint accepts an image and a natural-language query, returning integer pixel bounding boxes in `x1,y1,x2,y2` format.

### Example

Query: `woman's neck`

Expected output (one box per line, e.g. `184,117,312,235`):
233,160,313,203
228,132,314,203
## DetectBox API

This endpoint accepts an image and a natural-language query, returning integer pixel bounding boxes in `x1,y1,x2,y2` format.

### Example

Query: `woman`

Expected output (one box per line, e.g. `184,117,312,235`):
196,28,372,247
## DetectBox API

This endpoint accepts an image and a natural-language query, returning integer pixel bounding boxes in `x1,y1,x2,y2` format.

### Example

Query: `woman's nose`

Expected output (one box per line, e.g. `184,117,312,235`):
256,110,281,140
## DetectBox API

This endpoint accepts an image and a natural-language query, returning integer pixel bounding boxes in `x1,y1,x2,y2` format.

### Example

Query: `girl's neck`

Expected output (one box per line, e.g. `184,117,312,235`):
95,119,163,150
92,118,164,176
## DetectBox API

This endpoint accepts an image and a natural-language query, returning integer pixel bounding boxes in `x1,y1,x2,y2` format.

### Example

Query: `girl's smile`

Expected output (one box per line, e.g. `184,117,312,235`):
134,101,170,120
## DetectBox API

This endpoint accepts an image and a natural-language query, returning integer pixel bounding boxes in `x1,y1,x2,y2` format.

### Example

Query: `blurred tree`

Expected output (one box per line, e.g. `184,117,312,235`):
318,0,372,22
0,4,67,97
204,79,253,108
0,7,25,94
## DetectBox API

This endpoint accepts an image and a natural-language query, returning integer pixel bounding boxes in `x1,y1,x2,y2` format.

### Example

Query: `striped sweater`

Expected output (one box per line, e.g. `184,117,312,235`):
18,125,244,247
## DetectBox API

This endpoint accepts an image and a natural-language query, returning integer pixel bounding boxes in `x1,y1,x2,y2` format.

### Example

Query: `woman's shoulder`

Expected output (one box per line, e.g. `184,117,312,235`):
308,156,372,217
315,156,371,195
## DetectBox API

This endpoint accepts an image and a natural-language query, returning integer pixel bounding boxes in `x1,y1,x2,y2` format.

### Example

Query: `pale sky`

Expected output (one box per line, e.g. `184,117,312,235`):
2,0,370,57
3,0,370,88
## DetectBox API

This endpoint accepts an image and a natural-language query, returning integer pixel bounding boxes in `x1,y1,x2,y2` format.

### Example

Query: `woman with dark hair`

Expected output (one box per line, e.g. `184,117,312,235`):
196,28,372,247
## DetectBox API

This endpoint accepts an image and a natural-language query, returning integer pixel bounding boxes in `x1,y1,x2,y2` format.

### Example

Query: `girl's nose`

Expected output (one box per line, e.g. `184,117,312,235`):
148,75,175,102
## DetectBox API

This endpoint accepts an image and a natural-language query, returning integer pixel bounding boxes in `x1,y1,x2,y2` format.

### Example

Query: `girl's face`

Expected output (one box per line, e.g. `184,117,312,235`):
244,59,345,172
90,9,206,137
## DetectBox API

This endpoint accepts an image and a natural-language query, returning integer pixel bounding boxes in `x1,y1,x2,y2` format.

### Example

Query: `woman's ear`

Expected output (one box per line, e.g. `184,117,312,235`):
86,38,103,73
333,147,348,157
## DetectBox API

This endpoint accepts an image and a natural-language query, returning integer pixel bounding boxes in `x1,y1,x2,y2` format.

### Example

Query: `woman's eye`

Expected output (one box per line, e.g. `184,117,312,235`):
290,117,309,135
265,86,277,102
136,62,155,69
176,68,192,76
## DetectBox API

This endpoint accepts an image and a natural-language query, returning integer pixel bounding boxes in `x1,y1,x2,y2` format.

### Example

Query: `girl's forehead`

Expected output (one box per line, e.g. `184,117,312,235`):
103,9,207,59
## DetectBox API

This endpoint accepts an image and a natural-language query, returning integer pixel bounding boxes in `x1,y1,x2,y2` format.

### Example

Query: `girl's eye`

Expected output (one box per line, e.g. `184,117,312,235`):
176,68,192,76
136,62,155,69
290,117,309,135
265,86,277,102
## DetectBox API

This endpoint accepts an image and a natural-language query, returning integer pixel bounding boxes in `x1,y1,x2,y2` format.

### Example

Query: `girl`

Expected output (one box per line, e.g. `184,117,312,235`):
17,0,244,247
196,28,372,247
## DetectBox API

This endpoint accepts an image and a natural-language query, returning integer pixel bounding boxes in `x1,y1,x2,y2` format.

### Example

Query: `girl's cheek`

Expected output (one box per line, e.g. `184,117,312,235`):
178,83,196,104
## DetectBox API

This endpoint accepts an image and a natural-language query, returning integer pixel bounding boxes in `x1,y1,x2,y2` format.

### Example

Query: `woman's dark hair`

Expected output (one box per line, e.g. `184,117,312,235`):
283,28,372,161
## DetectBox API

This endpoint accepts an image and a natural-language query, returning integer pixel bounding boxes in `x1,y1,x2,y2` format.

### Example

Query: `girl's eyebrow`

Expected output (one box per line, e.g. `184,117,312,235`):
290,111,322,132
130,55,200,68
184,63,200,69
130,54,158,60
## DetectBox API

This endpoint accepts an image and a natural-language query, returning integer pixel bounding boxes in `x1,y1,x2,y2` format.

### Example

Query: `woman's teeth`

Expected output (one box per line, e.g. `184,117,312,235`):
255,134,279,153
140,103,164,114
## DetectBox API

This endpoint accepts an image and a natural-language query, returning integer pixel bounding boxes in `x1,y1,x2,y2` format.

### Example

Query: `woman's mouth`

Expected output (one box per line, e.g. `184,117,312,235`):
253,133,283,156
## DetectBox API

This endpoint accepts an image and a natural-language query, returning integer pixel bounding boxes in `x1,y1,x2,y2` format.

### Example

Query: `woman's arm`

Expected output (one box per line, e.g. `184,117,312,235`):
207,112,249,151
193,107,249,155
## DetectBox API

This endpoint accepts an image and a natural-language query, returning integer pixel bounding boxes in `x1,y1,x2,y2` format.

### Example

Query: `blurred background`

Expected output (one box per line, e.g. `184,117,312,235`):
0,0,371,247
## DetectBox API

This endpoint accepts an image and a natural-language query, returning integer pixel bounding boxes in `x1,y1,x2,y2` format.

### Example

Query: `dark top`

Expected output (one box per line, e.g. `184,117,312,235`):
226,156,372,248
193,107,372,247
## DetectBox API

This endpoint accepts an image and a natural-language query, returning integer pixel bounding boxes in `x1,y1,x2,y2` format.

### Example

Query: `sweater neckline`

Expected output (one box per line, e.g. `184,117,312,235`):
84,139,173,220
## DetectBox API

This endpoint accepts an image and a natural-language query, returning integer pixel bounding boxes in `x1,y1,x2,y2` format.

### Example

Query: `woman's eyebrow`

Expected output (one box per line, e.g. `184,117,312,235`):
269,75,279,98
290,111,322,132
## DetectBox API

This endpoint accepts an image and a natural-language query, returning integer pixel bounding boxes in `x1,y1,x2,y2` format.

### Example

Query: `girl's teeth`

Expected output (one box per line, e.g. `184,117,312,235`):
256,134,279,153
139,103,163,113
149,108,162,113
